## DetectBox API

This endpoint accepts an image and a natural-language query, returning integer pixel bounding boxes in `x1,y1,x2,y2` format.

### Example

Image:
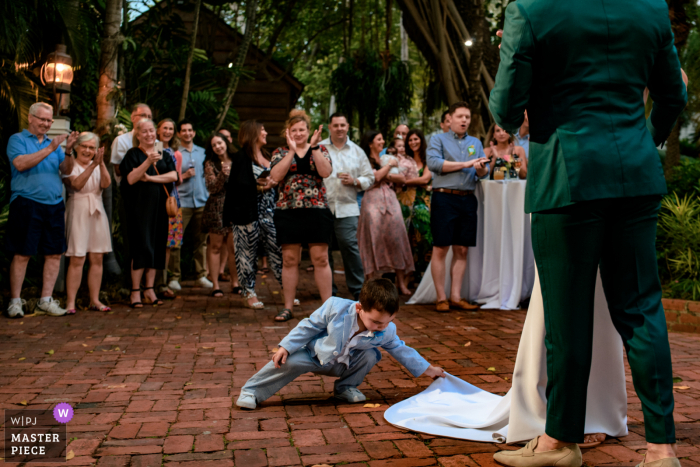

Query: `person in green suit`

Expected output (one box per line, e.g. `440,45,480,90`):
488,1,688,467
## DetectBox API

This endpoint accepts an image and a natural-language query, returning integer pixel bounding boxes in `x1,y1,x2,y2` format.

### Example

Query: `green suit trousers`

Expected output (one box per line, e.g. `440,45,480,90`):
532,195,675,444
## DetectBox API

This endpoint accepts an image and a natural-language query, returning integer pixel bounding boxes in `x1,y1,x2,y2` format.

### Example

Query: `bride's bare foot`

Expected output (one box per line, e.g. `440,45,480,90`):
581,433,606,446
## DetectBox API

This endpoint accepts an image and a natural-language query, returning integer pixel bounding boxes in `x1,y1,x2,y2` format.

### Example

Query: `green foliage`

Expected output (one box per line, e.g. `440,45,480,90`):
330,47,412,135
665,157,700,200
658,193,700,300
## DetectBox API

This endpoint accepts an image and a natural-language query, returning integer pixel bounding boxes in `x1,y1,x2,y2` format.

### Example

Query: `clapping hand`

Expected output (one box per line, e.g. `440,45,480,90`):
92,147,105,166
65,131,80,151
285,129,297,154
49,134,68,151
309,125,324,147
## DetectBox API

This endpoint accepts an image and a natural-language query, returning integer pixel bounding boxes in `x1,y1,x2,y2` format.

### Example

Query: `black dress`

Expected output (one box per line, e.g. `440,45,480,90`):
120,148,176,270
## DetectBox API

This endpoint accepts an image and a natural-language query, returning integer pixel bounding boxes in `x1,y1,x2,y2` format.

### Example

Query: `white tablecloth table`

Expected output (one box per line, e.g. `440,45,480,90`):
407,180,535,309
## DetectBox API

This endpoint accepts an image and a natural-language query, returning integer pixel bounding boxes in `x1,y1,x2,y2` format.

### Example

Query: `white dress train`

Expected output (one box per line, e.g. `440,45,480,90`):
386,267,628,443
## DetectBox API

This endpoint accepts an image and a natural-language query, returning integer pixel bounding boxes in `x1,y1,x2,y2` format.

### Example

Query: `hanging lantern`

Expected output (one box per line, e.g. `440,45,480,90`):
41,44,73,93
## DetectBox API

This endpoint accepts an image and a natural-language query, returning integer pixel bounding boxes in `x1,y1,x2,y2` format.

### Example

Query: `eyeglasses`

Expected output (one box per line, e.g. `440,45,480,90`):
30,114,54,125
79,144,97,152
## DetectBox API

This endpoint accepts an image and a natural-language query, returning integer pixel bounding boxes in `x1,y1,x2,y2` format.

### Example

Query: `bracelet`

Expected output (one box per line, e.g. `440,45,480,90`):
311,145,320,151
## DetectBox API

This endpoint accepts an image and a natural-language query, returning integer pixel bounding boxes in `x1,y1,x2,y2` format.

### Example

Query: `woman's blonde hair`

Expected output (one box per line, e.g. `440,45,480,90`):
280,109,310,137
157,118,180,151
485,123,514,146
132,118,155,147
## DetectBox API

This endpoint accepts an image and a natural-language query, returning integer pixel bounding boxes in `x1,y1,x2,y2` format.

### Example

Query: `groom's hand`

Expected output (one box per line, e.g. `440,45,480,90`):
423,365,446,379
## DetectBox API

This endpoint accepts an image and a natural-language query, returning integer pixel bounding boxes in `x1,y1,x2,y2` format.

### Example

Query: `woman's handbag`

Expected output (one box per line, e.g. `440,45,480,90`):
153,163,178,218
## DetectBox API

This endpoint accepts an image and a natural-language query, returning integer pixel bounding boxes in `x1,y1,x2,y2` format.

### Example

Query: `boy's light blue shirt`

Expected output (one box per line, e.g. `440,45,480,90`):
279,297,430,377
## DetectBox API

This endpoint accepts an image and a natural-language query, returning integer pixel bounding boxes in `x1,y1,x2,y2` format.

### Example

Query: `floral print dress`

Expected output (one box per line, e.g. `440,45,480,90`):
395,156,433,277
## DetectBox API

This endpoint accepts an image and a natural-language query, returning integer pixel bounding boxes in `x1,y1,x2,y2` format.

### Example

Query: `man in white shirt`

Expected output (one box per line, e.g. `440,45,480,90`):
110,103,152,183
321,113,375,300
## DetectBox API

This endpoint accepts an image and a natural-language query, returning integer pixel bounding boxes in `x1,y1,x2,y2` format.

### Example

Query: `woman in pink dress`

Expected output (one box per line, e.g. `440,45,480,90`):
357,130,414,295
64,132,113,313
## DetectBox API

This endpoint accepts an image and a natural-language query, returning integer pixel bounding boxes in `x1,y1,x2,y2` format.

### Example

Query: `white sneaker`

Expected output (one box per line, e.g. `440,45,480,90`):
7,300,25,319
35,299,67,317
196,276,213,288
168,280,182,291
236,393,257,410
335,388,366,403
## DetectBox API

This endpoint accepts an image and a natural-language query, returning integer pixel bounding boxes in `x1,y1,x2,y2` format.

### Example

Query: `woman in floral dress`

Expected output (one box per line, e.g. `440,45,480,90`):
396,129,433,278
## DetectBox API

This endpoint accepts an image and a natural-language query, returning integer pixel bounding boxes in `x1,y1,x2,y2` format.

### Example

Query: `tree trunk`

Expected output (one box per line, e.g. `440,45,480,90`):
96,0,123,131
215,0,258,131
97,0,124,277
664,121,682,179
179,0,203,121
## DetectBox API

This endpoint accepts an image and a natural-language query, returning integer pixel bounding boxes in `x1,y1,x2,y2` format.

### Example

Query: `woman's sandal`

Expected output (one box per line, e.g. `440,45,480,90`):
232,286,242,294
162,289,176,300
244,294,264,309
579,433,606,448
142,287,164,306
88,304,111,312
211,289,224,298
275,308,293,322
129,288,143,308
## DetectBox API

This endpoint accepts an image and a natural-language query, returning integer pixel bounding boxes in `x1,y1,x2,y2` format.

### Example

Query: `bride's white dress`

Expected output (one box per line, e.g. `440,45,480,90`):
385,265,629,443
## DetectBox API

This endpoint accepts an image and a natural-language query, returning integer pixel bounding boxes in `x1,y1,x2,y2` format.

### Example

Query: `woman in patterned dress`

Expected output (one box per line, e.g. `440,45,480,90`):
224,120,285,310
357,130,414,295
396,129,433,278
269,109,333,321
202,133,240,297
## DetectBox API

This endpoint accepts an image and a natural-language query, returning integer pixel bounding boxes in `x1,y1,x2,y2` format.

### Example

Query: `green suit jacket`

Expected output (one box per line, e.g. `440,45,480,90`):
489,0,688,213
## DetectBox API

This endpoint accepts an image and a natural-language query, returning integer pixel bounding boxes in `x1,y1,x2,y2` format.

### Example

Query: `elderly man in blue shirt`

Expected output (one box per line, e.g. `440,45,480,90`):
426,102,490,313
168,119,211,290
6,102,79,318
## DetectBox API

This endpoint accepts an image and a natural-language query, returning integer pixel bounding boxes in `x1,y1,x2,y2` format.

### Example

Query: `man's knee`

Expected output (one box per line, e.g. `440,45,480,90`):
432,246,449,259
453,246,468,258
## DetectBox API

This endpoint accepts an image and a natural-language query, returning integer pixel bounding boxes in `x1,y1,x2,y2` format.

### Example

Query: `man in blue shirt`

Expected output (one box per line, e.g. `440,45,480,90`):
168,119,211,290
5,102,79,318
426,102,489,313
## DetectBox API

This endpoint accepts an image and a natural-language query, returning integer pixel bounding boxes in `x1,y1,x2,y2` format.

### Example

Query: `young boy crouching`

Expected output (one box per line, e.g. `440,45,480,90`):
236,279,445,409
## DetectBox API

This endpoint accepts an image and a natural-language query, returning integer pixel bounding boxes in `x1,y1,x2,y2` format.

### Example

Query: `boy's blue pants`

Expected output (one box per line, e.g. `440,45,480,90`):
241,347,379,402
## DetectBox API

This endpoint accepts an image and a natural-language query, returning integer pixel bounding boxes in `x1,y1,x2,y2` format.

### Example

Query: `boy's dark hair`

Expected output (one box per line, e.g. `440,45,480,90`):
359,278,400,315
448,101,471,115
177,118,194,133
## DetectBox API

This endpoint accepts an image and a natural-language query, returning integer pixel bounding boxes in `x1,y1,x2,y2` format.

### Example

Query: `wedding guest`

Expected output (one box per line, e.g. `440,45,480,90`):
202,133,240,297
514,111,530,158
357,130,414,295
6,102,78,318
320,113,375,300
270,109,333,322
214,126,234,282
380,124,410,156
397,129,433,277
156,118,183,299
120,119,178,308
110,103,152,289
427,102,489,312
224,120,284,309
440,110,451,133
64,132,112,314
484,123,528,179
169,119,211,291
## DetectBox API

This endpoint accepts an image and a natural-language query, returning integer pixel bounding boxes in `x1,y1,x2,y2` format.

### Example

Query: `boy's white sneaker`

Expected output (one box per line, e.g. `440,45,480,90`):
168,280,182,291
236,393,257,410
35,299,67,317
7,300,25,319
196,276,213,288
335,388,366,403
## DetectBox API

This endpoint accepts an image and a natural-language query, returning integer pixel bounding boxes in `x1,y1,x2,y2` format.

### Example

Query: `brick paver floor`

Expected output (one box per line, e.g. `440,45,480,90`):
2,267,700,467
